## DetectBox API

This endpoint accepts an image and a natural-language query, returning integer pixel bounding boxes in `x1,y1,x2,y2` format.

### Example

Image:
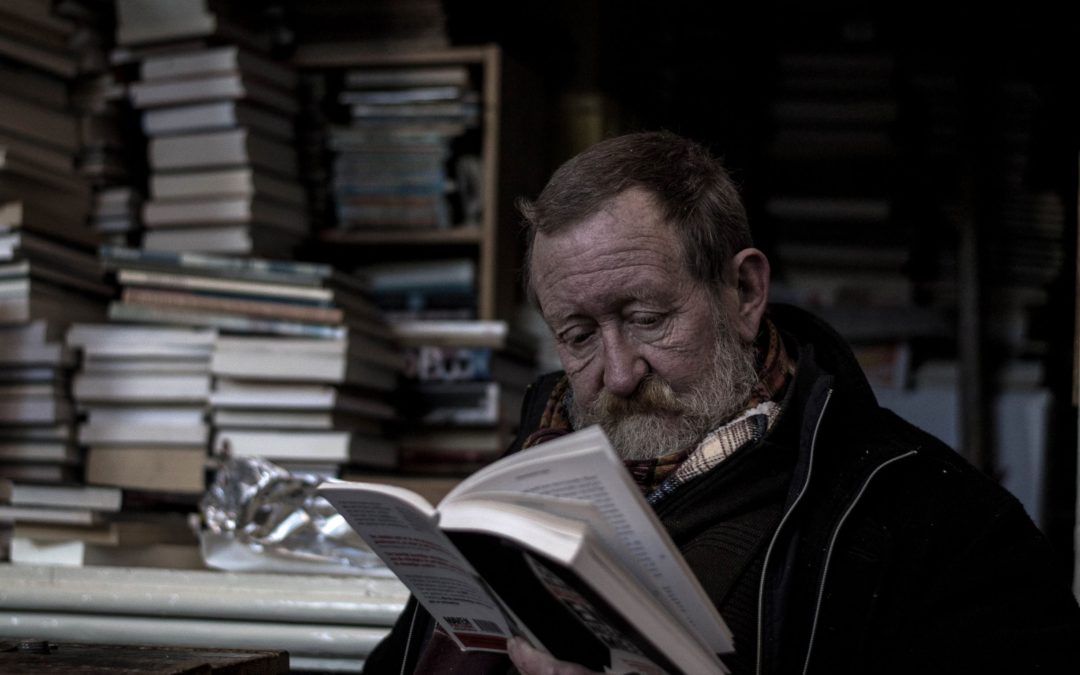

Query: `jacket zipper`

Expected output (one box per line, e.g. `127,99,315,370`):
755,388,833,675
799,448,918,674
399,601,420,675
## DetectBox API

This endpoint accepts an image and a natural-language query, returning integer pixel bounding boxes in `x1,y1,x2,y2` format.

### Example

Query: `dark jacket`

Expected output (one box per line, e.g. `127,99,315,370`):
365,304,1080,674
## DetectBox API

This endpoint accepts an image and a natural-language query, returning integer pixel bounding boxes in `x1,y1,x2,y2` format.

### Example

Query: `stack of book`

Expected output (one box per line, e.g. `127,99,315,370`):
364,258,477,321
764,51,903,305
763,48,951,364
0,321,79,486
97,246,403,478
0,1,112,491
66,2,133,188
72,69,132,188
114,1,307,257
0,15,110,322
328,63,481,232
984,82,1066,360
89,186,142,247
66,322,215,501
210,334,400,478
100,245,382,339
69,0,146,249
383,319,537,476
1,478,200,568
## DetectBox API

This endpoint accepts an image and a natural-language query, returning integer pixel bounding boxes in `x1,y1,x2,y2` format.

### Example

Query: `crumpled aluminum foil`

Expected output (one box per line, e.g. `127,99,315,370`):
199,453,393,576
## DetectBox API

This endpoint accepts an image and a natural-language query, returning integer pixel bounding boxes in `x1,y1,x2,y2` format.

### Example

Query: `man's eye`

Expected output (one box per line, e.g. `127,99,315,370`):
559,328,594,349
568,331,594,345
630,313,662,328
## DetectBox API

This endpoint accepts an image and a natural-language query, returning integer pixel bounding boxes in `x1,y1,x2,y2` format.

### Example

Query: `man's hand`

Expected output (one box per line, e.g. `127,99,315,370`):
507,637,602,675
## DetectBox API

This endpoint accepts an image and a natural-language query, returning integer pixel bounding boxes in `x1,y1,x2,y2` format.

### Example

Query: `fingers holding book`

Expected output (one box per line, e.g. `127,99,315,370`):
507,637,602,675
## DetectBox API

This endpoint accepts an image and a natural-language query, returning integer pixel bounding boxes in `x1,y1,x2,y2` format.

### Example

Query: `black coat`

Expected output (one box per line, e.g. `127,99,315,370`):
365,304,1080,674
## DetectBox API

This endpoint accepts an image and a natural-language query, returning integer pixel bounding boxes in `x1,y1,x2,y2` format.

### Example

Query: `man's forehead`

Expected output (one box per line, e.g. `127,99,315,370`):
540,274,678,319
532,193,675,260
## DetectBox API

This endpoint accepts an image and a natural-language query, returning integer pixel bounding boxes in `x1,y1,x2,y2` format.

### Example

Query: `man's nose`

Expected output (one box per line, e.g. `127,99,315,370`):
601,329,647,398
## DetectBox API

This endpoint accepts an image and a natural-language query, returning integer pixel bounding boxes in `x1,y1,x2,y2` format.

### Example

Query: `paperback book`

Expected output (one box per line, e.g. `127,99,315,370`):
319,425,732,674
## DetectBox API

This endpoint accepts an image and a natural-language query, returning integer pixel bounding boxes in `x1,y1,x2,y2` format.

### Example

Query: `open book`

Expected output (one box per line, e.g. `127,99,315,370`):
317,425,732,675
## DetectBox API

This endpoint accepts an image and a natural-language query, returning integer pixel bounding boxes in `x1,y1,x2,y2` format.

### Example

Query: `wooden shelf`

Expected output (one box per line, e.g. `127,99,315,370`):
318,226,484,245
292,45,496,69
292,45,525,321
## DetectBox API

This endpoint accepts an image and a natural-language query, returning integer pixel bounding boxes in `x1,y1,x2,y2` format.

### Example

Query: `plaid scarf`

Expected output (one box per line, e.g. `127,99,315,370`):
522,317,796,500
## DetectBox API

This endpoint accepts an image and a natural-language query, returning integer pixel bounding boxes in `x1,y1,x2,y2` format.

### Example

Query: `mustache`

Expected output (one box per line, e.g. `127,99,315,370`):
590,374,685,418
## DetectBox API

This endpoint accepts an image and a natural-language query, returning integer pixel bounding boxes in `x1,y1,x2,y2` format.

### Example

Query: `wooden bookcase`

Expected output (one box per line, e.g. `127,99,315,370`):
292,44,544,321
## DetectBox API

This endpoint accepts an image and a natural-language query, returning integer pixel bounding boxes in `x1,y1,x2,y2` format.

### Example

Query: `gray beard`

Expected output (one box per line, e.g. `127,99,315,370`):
568,317,760,461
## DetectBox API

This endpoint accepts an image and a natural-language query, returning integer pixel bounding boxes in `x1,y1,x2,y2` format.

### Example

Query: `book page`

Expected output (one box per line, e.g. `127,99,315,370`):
443,425,732,655
317,482,513,652
440,499,727,674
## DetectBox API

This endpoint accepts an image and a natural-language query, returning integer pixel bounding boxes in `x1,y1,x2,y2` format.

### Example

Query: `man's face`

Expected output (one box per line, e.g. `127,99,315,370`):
530,188,759,459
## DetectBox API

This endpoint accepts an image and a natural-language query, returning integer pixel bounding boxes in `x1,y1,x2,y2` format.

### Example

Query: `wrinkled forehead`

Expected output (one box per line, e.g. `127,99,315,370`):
531,190,680,276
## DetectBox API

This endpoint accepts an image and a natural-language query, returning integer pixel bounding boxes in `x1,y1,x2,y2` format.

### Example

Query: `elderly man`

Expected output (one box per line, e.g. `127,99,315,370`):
364,131,1080,674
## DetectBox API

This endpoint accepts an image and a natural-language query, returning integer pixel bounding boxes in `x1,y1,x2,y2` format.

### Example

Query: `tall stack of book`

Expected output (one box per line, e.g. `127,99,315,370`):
98,246,403,479
114,0,307,257
66,1,130,187
378,319,537,477
984,81,1065,367
0,1,112,492
765,50,901,305
328,63,481,233
763,46,951,389
67,0,145,248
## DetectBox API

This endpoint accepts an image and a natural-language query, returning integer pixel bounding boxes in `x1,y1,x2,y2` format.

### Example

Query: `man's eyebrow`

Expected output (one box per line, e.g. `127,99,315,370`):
544,309,587,329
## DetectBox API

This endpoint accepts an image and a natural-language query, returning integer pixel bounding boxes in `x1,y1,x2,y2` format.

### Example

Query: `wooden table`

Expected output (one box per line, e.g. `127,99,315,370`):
0,640,288,674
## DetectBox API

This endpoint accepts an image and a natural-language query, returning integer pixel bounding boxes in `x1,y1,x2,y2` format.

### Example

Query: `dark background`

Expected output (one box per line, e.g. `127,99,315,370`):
280,0,1080,577
439,0,1080,570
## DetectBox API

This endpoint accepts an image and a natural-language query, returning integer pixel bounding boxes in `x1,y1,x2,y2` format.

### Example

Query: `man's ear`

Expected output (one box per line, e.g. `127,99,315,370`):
730,248,770,343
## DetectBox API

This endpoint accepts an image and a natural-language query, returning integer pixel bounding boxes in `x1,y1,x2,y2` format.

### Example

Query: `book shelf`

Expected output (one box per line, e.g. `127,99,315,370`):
293,44,541,322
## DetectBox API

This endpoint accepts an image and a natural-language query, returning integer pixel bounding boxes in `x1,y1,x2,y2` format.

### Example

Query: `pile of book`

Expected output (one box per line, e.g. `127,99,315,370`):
328,63,481,232
1,477,200,568
19,320,214,568
763,48,951,375
66,2,135,191
0,1,113,495
0,321,78,487
115,1,307,257
3,0,139,248
69,0,146,249
67,322,215,500
364,258,477,321
99,246,402,479
89,186,142,247
382,319,537,477
210,332,400,477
